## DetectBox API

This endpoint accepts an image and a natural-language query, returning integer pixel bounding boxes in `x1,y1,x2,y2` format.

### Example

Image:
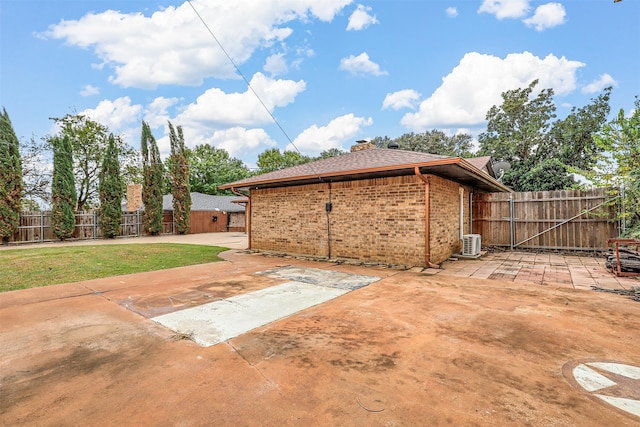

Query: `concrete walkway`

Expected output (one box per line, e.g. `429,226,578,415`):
0,231,249,251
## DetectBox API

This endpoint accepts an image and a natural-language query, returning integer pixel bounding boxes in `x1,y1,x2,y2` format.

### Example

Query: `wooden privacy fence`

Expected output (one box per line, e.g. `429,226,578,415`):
472,188,620,251
10,210,174,244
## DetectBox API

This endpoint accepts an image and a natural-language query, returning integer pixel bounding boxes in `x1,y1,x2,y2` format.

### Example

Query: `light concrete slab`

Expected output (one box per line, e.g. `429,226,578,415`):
255,265,380,290
152,266,381,347
153,281,348,347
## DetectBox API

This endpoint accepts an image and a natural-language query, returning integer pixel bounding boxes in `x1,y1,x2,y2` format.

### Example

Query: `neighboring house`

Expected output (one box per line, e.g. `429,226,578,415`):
163,192,247,233
123,190,246,233
220,142,511,267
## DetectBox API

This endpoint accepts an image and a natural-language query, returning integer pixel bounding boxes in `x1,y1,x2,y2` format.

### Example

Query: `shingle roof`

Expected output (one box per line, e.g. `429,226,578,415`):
220,148,511,193
162,193,245,212
464,156,495,177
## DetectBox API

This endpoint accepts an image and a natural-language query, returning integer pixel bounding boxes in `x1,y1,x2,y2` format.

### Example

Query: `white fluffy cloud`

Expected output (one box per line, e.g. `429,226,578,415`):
523,3,566,31
382,89,422,110
401,51,585,130
445,7,459,18
346,4,379,31
81,97,142,131
80,84,100,97
478,0,530,19
582,73,618,94
339,52,387,76
213,127,277,161
287,113,373,155
144,96,181,129
176,72,306,127
44,0,352,89
264,53,289,76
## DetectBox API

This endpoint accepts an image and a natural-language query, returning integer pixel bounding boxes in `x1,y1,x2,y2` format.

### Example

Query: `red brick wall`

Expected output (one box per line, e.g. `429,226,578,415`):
250,174,473,266
251,183,329,256
330,176,426,266
427,175,473,264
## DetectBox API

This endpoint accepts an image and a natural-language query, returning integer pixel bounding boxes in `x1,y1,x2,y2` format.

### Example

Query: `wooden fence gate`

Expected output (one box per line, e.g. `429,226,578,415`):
472,188,619,251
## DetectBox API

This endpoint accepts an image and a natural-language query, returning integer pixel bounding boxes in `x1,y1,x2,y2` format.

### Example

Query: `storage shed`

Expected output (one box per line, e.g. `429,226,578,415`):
220,143,511,266
162,192,247,233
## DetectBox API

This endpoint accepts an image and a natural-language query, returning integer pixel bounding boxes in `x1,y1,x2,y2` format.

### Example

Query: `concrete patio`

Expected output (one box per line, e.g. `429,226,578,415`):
436,250,639,291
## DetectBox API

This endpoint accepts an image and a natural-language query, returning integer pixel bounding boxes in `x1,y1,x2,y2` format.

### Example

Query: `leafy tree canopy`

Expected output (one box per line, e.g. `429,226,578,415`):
188,144,250,195
19,135,50,209
168,122,191,234
593,96,640,237
140,121,164,235
317,148,348,159
256,148,312,174
98,133,123,238
0,107,23,243
478,79,611,191
48,114,140,210
372,130,474,158
50,135,77,240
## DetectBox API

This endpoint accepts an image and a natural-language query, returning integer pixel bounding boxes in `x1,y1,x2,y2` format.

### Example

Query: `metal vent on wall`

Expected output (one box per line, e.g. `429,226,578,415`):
462,234,482,256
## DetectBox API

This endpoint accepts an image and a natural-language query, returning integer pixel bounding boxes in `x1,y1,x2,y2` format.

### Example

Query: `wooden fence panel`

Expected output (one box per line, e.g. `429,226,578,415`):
473,188,619,250
9,210,173,244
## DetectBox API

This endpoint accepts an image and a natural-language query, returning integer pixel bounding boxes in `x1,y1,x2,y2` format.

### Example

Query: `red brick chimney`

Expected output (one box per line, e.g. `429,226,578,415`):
350,139,375,152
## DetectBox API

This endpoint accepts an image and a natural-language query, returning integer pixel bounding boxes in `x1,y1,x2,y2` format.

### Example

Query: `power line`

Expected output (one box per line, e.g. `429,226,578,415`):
186,0,303,157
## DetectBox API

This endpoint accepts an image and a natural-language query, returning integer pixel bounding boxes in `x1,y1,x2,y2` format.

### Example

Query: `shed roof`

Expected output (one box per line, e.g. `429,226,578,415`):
162,193,245,212
220,148,512,193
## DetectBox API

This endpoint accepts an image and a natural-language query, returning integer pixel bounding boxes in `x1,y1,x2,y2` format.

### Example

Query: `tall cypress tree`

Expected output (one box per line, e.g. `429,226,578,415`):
140,121,164,235
168,121,191,234
99,133,123,238
51,135,77,240
0,108,24,245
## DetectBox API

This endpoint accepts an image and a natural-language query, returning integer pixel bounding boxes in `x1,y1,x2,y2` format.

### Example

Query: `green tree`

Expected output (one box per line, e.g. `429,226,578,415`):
397,130,473,157
479,80,556,164
140,121,164,235
317,148,348,159
370,131,473,157
20,135,50,209
188,144,250,195
0,108,24,244
594,96,640,237
256,148,312,173
99,134,124,238
50,135,77,240
168,122,191,234
478,81,613,191
49,114,139,210
516,158,576,192
546,87,612,172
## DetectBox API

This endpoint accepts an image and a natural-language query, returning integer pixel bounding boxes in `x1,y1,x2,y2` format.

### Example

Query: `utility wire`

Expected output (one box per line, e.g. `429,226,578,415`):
186,0,303,157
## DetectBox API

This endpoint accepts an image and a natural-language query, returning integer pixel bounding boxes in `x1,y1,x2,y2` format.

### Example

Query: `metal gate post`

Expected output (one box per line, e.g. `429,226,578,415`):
509,193,515,250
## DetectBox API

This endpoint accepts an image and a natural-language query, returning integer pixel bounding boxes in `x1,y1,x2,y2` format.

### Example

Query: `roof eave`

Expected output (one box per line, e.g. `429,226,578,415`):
219,158,463,191
220,157,512,193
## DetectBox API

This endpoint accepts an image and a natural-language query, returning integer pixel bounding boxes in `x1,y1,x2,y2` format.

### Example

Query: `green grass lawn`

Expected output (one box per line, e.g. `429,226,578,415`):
0,243,228,292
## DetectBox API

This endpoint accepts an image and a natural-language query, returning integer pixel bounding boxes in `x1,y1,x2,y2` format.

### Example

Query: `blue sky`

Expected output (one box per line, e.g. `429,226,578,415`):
1,0,638,168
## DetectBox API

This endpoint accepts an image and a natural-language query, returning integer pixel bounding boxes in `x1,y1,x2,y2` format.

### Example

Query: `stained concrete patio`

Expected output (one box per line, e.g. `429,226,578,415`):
2,249,639,426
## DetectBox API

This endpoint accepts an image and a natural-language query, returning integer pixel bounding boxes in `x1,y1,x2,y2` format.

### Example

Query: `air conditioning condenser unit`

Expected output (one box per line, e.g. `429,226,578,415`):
462,234,482,257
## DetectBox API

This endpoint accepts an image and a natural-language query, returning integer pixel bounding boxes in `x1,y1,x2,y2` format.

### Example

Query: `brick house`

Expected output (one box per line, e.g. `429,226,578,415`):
220,142,511,267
